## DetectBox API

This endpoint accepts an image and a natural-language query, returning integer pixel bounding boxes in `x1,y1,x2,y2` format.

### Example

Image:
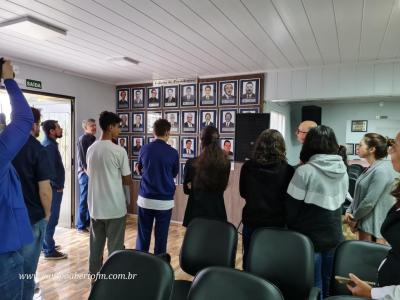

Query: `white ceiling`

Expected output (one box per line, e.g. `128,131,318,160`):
1,0,400,84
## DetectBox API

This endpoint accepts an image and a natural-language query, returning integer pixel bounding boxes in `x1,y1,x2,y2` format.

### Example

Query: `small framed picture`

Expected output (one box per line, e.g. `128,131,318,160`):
147,87,161,108
220,137,234,161
181,110,198,134
147,111,162,133
199,82,217,106
117,89,129,109
131,136,144,157
167,136,179,153
132,88,145,108
147,136,156,144
163,85,179,108
219,109,237,134
180,162,186,185
132,112,145,133
181,137,197,159
240,107,260,114
219,80,238,106
180,84,197,107
239,79,260,105
118,113,129,132
345,143,354,155
164,111,180,134
351,120,368,132
132,160,141,180
355,144,361,156
199,109,217,131
117,136,129,155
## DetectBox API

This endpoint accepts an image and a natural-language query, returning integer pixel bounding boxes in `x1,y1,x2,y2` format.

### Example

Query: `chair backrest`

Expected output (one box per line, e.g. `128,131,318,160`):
88,250,174,300
188,266,284,300
330,240,390,296
348,164,365,197
245,228,315,300
180,218,238,276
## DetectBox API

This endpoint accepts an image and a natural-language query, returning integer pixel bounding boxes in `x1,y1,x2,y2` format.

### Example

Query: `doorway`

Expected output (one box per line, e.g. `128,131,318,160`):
0,88,75,228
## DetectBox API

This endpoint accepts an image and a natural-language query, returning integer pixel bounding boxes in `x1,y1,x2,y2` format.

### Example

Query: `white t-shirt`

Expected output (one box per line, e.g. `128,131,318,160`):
87,140,131,219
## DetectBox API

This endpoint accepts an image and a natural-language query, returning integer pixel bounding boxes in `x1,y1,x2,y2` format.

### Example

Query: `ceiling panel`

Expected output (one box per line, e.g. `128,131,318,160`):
378,1,400,59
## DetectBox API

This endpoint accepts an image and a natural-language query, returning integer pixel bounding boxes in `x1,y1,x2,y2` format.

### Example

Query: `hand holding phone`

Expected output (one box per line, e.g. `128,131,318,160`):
335,275,375,286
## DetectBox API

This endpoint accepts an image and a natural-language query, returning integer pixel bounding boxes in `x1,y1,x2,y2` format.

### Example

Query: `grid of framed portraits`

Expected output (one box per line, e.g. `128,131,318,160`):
116,75,263,184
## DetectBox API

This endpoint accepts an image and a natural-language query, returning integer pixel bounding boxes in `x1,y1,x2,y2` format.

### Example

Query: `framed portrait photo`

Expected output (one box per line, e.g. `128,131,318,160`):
239,78,260,105
167,136,179,153
351,120,368,132
146,111,162,133
147,86,161,109
131,88,145,108
147,136,156,144
240,107,260,114
220,137,234,161
181,110,198,134
131,160,141,180
219,109,237,134
117,89,130,110
163,85,179,108
131,136,144,157
117,136,129,155
181,137,197,159
164,110,180,134
199,109,217,131
345,143,354,155
180,162,186,185
180,84,197,107
118,113,129,132
219,80,238,106
132,112,145,133
199,82,217,106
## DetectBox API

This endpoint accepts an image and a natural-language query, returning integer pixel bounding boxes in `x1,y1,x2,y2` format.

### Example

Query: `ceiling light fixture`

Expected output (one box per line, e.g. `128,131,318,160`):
0,16,67,40
107,57,140,66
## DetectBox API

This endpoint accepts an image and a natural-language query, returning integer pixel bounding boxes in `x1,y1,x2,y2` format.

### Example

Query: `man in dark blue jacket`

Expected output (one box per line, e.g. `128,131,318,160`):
136,119,179,255
0,60,34,299
41,120,67,259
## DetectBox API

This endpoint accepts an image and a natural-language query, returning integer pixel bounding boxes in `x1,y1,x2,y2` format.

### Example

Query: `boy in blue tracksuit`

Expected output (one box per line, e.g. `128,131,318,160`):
0,60,34,299
136,119,179,255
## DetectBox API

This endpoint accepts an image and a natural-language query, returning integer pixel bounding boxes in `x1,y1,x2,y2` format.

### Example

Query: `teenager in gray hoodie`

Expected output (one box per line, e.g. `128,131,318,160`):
286,125,349,299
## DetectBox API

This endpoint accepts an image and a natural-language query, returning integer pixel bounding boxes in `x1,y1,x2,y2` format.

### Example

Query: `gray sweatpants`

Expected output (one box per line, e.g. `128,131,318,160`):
89,216,126,275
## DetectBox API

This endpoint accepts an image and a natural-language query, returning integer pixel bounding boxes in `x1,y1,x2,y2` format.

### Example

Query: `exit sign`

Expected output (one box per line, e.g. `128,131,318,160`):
26,79,42,89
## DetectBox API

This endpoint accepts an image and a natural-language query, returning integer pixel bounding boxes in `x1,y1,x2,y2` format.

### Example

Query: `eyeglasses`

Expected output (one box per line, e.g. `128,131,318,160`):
296,129,308,134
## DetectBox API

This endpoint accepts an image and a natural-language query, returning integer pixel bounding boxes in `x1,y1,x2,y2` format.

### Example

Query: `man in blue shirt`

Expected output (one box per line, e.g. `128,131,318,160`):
0,60,34,299
41,120,67,259
13,107,53,299
136,119,179,255
76,118,96,233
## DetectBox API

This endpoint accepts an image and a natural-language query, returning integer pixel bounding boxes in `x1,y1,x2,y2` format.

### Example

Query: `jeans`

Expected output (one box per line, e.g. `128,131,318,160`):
77,173,90,230
19,219,47,300
0,251,24,300
43,189,63,255
242,225,256,269
314,249,335,299
136,207,172,255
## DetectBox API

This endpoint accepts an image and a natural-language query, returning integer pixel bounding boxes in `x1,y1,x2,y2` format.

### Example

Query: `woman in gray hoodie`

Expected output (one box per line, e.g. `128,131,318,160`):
286,125,348,299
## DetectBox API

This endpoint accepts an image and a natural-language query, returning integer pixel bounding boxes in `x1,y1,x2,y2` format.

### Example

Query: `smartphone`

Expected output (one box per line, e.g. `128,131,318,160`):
335,275,375,286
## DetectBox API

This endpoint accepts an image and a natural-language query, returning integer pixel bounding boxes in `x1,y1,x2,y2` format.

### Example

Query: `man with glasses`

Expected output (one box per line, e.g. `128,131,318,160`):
296,120,317,144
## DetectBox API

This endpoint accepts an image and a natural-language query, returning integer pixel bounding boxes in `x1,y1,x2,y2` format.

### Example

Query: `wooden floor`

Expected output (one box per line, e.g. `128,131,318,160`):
36,215,244,300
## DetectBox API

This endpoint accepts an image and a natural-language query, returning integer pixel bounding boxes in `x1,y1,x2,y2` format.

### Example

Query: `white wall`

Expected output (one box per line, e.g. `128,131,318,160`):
13,62,115,227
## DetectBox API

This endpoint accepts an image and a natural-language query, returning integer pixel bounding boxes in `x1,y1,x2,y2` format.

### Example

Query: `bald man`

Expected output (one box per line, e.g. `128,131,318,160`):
296,120,317,144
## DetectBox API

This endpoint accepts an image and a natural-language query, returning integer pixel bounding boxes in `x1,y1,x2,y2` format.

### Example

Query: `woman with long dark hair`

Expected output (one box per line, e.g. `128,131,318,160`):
240,129,294,267
345,133,396,244
182,126,230,227
286,125,349,299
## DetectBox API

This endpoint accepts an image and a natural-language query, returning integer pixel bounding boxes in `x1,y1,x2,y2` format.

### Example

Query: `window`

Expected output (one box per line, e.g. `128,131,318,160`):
270,110,286,138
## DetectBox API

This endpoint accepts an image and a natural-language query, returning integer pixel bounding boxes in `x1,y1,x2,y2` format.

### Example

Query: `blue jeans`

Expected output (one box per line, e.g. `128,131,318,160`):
77,173,90,230
242,225,256,269
0,251,24,300
43,189,63,255
136,207,172,255
314,249,335,299
18,218,47,300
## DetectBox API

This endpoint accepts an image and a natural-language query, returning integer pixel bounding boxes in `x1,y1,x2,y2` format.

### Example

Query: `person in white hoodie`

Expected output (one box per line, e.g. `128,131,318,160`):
286,125,349,299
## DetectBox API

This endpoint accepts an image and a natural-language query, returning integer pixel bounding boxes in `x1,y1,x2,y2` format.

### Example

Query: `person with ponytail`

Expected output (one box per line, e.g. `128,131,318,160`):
182,126,230,227
347,134,400,299
345,133,396,244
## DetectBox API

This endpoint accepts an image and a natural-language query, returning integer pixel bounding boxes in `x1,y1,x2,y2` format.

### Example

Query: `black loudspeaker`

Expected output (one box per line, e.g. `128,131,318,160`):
301,105,321,125
235,113,270,162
